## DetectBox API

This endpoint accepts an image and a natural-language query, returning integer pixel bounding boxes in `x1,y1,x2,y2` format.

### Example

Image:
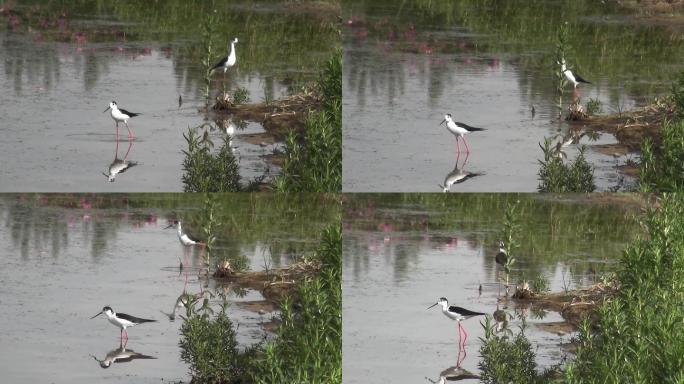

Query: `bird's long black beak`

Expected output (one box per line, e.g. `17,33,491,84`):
427,302,438,310
163,223,174,229
439,119,446,126
103,106,110,113
90,311,103,319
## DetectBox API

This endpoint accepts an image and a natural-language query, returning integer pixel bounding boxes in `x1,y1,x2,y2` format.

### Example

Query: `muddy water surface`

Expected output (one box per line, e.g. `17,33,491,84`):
342,194,641,383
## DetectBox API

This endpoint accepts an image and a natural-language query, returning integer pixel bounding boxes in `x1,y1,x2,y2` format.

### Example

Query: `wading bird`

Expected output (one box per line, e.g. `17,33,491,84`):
439,114,486,155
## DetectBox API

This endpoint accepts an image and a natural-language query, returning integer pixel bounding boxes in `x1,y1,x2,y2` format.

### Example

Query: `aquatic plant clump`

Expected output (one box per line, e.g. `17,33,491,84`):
181,128,242,192
566,194,684,383
538,138,595,192
639,120,684,191
275,51,342,192
251,223,342,383
179,303,256,383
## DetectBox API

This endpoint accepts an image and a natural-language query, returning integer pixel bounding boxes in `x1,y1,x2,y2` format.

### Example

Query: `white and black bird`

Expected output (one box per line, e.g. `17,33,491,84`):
428,297,485,348
560,59,592,88
90,306,156,341
103,101,140,140
495,240,508,266
439,114,486,155
164,220,204,246
210,37,238,77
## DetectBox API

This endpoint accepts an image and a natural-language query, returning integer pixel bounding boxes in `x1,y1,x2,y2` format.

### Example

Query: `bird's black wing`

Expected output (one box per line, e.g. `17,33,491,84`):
449,306,485,316
118,108,140,118
117,313,157,323
455,122,486,132
458,172,484,184
574,73,592,84
210,56,228,71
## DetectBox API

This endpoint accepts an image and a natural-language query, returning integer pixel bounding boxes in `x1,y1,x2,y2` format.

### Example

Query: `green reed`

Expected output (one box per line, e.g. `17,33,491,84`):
274,51,342,192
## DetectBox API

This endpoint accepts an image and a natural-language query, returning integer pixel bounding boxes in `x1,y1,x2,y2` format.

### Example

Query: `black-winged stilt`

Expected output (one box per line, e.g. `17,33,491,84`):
560,59,592,88
103,101,140,140
439,114,486,155
90,306,156,341
428,297,485,350
210,37,238,78
164,220,204,246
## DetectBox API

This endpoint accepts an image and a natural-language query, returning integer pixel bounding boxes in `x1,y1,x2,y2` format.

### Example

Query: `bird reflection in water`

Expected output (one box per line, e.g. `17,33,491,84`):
103,138,138,182
440,153,483,192
425,365,480,383
90,341,155,369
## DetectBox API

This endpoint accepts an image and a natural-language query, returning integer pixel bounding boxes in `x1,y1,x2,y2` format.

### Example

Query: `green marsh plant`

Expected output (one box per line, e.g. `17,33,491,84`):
567,194,684,383
479,316,553,384
500,201,521,295
251,223,342,383
274,51,342,192
200,10,218,106
554,22,570,120
179,299,256,383
538,138,595,192
181,127,241,192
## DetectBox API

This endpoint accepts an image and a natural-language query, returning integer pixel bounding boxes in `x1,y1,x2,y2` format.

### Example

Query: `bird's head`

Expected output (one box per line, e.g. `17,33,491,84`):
233,37,239,44
103,101,117,113
427,297,448,310
439,113,453,126
90,306,114,319
164,220,180,229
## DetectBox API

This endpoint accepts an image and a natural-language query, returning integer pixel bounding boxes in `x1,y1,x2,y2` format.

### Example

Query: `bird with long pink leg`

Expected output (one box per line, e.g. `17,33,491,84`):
90,306,156,342
428,297,485,351
439,114,486,156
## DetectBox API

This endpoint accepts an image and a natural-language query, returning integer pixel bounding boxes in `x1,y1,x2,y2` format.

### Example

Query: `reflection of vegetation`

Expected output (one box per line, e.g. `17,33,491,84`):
345,0,684,107
275,51,342,192
3,1,339,97
567,194,684,382
252,224,341,383
1,194,339,266
182,128,242,192
344,194,640,285
538,138,595,193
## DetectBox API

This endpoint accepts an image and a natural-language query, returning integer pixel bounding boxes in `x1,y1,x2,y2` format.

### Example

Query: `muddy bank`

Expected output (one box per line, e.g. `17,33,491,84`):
513,282,618,329
577,98,673,152
213,259,322,303
212,92,322,139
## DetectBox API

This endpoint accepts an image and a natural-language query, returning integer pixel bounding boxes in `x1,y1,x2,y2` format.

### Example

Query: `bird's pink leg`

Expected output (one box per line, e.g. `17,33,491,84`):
126,123,133,141
115,123,120,142
462,137,471,154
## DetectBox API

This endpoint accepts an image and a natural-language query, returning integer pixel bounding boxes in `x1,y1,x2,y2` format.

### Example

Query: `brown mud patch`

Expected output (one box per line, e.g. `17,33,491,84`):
512,282,618,329
577,98,674,151
212,93,322,140
213,259,321,304
618,0,684,26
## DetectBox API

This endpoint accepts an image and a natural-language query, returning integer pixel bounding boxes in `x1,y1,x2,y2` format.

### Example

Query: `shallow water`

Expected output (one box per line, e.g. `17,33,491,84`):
0,1,336,191
342,0,684,192
342,194,640,383
0,193,337,383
